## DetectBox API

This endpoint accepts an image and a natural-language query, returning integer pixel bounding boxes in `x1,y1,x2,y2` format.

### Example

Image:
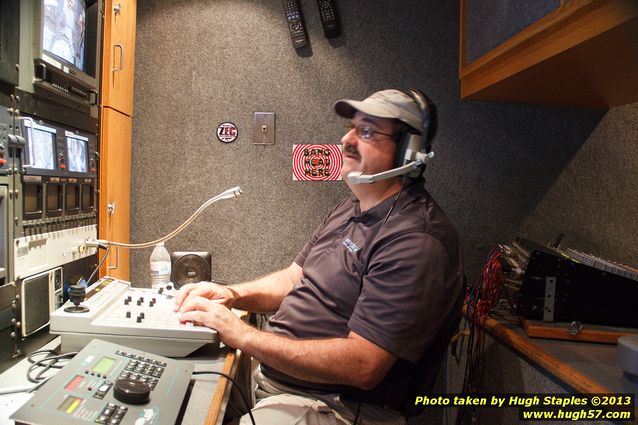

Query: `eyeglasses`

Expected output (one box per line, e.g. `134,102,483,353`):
344,123,393,141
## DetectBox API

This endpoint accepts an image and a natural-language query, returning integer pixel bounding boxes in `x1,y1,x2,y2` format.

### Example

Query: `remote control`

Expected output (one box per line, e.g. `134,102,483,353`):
283,0,308,49
317,0,341,38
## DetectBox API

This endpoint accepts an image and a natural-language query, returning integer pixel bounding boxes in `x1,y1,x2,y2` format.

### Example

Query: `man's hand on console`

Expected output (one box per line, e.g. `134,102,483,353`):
173,281,236,311
177,296,246,347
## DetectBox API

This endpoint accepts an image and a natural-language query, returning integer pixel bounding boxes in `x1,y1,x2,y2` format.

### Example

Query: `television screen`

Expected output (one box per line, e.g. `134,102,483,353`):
66,135,88,173
29,125,57,170
42,0,86,71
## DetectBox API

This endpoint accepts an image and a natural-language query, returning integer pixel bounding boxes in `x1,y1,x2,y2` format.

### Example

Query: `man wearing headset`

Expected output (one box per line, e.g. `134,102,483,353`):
175,89,464,424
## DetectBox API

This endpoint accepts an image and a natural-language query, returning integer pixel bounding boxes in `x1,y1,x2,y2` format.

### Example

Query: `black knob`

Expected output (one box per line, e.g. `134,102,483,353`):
68,285,85,305
113,378,151,405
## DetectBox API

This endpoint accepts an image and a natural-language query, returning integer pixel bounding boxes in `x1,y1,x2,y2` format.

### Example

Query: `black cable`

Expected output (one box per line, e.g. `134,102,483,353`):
381,176,409,225
26,350,77,384
86,245,110,284
352,400,362,425
192,370,256,425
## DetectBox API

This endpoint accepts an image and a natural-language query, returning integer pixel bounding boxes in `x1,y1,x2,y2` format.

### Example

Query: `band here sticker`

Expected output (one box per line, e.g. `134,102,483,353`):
292,144,342,181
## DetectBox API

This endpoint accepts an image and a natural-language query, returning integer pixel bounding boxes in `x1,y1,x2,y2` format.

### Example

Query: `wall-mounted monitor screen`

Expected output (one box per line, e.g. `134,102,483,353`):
42,0,86,72
66,134,88,173
25,122,57,171
25,0,102,106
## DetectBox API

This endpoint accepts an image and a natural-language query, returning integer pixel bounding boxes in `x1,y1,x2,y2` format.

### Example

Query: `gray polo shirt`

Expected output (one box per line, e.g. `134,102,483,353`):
263,179,464,411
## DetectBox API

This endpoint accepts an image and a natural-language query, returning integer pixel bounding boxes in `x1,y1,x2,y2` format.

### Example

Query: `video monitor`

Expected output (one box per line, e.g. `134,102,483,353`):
66,134,88,173
25,122,57,171
42,0,86,72
28,0,102,104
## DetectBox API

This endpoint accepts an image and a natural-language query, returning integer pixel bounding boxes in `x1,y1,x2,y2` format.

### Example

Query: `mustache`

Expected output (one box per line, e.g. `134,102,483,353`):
343,144,361,159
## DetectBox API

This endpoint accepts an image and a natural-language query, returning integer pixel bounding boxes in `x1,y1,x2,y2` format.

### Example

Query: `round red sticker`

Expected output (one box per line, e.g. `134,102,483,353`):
216,122,238,143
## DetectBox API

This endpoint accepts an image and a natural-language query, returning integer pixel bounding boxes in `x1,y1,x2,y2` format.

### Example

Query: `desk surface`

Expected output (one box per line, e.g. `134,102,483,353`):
0,337,240,425
482,315,625,394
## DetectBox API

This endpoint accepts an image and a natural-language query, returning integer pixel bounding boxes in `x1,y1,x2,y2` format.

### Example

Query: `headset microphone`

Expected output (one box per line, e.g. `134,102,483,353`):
347,153,434,184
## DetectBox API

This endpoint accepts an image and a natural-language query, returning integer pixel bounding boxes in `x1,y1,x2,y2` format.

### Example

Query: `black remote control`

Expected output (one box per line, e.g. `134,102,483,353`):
317,0,341,38
283,0,308,49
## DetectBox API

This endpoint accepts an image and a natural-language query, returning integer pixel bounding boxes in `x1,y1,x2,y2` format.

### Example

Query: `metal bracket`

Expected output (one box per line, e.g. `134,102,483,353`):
568,321,583,336
543,276,556,322
108,246,119,270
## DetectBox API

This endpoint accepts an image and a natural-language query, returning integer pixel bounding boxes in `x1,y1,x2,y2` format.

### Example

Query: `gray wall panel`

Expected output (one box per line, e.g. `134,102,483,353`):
130,0,636,293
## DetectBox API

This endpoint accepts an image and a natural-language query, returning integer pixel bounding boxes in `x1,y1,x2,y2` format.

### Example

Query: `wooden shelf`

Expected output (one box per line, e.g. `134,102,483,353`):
459,0,638,107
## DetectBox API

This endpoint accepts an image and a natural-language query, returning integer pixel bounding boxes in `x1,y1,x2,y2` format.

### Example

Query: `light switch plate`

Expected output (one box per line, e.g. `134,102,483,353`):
253,112,275,145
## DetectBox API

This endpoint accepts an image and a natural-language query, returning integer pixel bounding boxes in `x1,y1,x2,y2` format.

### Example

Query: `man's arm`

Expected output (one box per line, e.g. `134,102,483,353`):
178,298,397,390
174,262,302,313
240,327,397,390
230,262,302,312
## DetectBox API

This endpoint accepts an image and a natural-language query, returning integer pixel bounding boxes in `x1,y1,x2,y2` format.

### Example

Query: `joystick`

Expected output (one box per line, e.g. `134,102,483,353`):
64,285,89,313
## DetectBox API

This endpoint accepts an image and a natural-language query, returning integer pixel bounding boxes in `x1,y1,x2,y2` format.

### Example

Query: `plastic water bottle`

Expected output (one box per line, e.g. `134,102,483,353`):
150,242,171,288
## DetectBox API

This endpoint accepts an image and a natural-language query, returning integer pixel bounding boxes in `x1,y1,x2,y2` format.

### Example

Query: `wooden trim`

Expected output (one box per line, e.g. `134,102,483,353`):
522,319,638,344
480,315,611,394
459,0,638,104
204,349,242,425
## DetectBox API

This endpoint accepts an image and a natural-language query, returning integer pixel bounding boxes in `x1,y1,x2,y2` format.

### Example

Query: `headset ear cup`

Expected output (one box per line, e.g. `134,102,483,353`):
394,131,409,168
394,132,422,168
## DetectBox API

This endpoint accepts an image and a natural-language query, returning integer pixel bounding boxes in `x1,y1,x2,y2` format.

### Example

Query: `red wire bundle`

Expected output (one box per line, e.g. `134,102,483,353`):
458,246,505,424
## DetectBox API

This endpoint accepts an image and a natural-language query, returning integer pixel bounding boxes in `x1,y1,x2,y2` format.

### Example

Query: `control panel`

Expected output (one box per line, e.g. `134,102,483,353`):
13,225,98,279
50,277,219,357
10,339,193,425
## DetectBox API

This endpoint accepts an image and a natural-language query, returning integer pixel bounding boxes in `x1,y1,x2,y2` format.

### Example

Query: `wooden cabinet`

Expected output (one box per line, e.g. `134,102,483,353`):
99,0,136,280
459,0,638,107
101,0,137,116
99,108,132,280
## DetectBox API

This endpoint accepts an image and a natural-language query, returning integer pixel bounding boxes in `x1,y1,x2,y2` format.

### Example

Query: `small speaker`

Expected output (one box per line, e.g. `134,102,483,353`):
170,252,212,288
20,267,62,337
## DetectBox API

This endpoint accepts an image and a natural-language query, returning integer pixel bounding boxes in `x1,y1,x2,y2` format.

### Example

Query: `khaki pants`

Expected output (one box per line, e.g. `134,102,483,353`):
232,362,406,425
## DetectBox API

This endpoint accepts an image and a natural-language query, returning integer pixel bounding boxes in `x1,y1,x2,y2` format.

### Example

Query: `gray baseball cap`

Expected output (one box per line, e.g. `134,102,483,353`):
334,89,421,131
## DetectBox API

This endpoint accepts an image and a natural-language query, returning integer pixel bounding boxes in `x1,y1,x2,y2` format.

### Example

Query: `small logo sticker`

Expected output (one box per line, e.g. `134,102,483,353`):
217,122,238,143
342,238,361,253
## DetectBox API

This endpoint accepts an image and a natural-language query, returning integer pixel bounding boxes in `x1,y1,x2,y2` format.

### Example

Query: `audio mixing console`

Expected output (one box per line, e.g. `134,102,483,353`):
50,277,219,357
